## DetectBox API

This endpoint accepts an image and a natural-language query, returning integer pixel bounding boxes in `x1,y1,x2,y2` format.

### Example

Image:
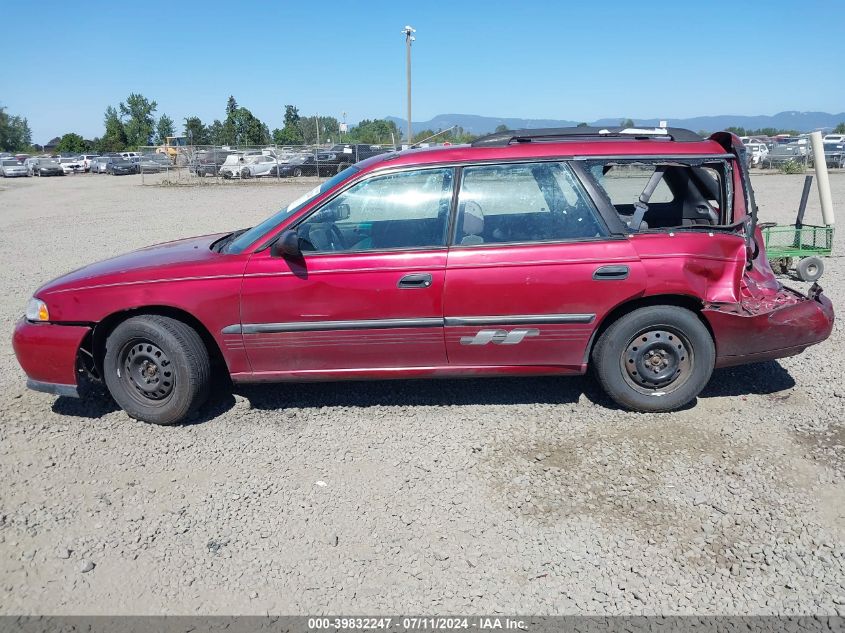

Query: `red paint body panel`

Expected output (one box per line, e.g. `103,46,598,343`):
443,240,645,366
13,319,89,386
240,249,448,371
31,234,251,374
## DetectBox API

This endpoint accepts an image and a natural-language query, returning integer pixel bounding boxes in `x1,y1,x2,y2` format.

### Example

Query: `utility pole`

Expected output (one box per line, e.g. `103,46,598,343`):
402,25,415,144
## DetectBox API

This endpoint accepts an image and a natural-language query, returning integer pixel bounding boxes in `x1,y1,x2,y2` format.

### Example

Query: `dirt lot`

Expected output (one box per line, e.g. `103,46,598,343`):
0,170,843,614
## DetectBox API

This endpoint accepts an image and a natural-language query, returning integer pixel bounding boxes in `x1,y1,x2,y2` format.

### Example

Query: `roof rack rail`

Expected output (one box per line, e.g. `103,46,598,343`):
470,126,703,148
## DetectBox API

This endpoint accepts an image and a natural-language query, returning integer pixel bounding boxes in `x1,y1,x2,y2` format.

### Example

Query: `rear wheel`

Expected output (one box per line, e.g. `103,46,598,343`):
292,167,303,177
103,316,210,425
592,306,715,412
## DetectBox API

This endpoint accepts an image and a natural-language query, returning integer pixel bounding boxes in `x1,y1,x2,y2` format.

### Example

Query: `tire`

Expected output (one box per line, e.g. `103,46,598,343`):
292,167,302,177
240,167,251,179
103,315,210,425
592,305,715,412
796,256,823,282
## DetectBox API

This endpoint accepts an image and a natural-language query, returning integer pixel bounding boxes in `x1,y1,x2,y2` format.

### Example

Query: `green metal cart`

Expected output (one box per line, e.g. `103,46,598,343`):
760,175,835,282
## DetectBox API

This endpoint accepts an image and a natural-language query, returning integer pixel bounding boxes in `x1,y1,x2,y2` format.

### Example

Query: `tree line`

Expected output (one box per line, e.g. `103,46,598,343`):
6,98,845,156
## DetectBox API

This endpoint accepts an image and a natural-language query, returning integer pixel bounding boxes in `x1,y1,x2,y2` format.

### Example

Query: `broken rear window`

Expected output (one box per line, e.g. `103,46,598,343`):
586,160,729,231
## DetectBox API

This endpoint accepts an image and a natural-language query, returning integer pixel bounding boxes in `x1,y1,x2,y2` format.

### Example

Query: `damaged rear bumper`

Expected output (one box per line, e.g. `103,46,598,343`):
704,284,834,368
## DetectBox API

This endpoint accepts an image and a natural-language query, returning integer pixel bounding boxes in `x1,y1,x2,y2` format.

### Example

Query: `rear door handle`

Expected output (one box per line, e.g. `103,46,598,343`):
398,273,433,289
593,265,629,280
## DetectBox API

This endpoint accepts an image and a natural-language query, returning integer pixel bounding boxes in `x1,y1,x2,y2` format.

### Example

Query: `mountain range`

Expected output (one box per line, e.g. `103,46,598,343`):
385,111,845,135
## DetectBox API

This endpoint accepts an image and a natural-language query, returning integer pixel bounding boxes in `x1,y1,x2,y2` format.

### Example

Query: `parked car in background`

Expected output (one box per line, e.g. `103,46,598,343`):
60,157,85,174
31,158,65,176
823,134,845,144
218,153,247,179
194,149,234,177
137,154,172,173
328,144,388,171
276,152,342,177
0,159,29,177
107,158,139,175
744,142,769,167
12,127,834,425
823,140,845,168
79,154,100,172
119,151,139,161
89,157,107,174
762,143,806,168
242,155,286,178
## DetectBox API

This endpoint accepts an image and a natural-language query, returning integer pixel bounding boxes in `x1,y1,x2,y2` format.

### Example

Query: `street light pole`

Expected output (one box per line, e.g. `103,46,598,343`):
402,25,415,144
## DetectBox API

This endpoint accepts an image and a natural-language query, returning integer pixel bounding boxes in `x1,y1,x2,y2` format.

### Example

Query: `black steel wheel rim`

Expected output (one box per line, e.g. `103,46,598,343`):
620,328,693,394
119,339,175,403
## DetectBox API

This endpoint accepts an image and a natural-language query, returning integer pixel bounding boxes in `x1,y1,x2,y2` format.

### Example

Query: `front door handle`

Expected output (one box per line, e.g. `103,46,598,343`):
593,265,630,280
398,273,433,289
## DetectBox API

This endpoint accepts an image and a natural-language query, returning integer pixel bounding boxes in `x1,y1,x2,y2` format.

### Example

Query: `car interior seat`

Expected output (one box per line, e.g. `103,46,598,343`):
460,201,485,245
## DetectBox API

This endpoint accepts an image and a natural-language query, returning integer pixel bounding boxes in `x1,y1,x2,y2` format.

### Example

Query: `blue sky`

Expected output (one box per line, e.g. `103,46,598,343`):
2,0,844,143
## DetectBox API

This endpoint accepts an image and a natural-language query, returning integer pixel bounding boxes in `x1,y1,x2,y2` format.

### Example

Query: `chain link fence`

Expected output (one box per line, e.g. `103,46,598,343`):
132,142,397,184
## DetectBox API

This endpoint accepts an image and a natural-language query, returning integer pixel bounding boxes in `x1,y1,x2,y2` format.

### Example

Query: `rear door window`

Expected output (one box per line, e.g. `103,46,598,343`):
454,161,607,245
587,161,726,230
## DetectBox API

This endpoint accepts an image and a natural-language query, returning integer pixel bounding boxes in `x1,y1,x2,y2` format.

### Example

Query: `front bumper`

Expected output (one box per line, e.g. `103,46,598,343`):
705,285,834,368
12,318,91,397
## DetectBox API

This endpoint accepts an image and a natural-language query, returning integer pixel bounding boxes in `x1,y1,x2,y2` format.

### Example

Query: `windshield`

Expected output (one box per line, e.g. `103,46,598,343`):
225,165,361,254
2,160,19,166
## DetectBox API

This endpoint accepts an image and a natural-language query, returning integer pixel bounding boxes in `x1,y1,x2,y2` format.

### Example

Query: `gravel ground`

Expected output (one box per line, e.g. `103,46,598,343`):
0,170,843,615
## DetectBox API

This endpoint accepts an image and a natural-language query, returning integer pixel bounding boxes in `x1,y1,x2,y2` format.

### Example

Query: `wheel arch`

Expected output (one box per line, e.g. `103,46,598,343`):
583,294,715,367
89,306,228,379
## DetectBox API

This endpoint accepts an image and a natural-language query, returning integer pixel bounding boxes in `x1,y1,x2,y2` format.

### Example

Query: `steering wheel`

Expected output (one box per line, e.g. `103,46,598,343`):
328,224,346,251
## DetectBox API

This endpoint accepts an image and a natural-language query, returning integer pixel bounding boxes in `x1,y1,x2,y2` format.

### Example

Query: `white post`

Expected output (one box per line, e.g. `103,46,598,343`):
810,131,835,226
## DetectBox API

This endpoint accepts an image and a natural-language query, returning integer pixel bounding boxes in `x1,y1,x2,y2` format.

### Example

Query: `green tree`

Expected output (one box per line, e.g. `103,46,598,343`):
412,129,437,143
55,133,87,154
220,96,239,144
576,122,589,128
726,126,747,137
0,106,33,152
226,96,238,116
222,105,270,145
298,115,339,144
100,106,127,152
347,119,400,144
834,122,845,134
183,116,209,145
620,118,635,128
207,119,225,145
272,105,303,145
283,105,300,128
494,124,509,133
155,114,175,144
119,93,158,147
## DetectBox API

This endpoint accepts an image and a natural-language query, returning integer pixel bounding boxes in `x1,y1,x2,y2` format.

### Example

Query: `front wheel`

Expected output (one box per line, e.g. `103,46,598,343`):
592,306,715,412
103,316,210,425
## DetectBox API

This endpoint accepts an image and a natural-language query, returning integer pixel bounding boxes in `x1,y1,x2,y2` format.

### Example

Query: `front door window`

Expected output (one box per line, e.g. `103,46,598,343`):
297,168,454,253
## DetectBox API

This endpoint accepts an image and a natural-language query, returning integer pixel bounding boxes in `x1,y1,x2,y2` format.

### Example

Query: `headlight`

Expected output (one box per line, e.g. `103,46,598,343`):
25,298,49,322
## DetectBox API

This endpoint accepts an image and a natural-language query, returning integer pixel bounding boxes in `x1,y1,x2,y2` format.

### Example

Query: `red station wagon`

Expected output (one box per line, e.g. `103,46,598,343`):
13,127,834,425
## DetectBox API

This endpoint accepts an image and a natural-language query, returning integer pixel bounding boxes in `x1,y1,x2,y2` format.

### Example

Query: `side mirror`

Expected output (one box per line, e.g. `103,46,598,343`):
271,229,302,258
